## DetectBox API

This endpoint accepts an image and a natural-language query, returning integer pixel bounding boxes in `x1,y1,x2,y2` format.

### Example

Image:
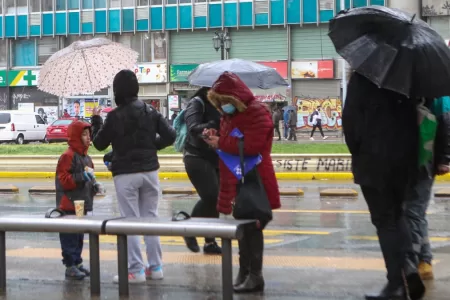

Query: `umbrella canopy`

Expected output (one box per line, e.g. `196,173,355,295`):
187,59,288,89
38,38,138,97
329,6,450,98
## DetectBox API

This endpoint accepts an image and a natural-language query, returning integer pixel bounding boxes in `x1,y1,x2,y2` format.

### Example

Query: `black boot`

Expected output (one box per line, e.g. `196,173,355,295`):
234,230,265,294
404,272,425,300
234,239,250,287
365,283,404,300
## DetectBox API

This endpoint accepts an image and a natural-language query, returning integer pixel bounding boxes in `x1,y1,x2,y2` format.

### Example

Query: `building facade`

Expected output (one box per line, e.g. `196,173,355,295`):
0,0,388,120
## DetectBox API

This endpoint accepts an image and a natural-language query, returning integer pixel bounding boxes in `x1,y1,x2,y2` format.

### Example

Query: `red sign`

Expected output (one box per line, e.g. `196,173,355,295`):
317,60,334,79
257,61,288,79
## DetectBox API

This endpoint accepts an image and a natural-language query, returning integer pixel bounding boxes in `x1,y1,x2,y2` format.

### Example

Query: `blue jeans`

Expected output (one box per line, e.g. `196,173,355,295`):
59,233,84,267
283,123,289,139
404,167,434,263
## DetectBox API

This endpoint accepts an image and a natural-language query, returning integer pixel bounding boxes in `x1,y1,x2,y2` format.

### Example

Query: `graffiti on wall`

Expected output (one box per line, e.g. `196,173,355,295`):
292,96,342,130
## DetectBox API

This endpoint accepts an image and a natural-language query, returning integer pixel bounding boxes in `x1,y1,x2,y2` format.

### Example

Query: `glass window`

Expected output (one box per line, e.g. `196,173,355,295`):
152,32,166,61
35,115,46,124
179,0,191,3
42,0,54,11
0,40,7,68
0,114,11,124
16,0,28,13
68,0,80,9
138,0,149,5
5,0,14,14
30,1,40,12
123,0,135,6
117,34,143,61
14,39,36,66
56,0,66,10
38,37,58,65
52,119,74,126
109,0,121,7
82,0,93,9
94,0,107,8
151,0,162,5
166,0,177,4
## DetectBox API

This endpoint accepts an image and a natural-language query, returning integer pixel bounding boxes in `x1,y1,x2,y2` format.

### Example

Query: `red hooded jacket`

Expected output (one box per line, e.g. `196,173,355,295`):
208,72,281,215
55,120,95,212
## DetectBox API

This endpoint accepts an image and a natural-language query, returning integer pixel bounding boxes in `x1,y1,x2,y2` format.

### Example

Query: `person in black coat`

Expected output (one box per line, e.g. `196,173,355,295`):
182,87,222,255
343,73,425,300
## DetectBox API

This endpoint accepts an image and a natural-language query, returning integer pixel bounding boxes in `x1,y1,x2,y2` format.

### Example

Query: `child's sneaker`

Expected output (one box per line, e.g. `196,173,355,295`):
77,264,90,276
145,265,164,280
65,266,86,280
113,269,146,284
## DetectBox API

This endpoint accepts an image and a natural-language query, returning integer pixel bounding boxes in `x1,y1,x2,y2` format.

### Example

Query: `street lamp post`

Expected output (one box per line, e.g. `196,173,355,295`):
212,31,232,60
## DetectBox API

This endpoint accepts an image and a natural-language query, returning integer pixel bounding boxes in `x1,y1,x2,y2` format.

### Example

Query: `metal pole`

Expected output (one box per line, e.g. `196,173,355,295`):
89,233,101,296
221,238,233,300
221,44,225,60
117,235,129,296
340,0,347,106
0,231,5,293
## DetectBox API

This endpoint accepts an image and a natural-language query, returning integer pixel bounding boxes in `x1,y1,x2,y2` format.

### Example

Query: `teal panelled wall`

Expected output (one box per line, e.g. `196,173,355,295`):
170,31,223,64
291,25,339,59
6,1,386,36
229,27,287,60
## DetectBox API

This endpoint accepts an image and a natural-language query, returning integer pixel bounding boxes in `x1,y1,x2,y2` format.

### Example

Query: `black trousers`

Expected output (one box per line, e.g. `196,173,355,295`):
184,155,220,243
274,125,281,140
361,183,414,285
60,233,84,267
311,120,324,137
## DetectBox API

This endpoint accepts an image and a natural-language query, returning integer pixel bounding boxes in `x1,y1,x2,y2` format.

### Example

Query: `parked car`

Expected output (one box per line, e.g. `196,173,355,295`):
0,110,48,144
45,118,78,143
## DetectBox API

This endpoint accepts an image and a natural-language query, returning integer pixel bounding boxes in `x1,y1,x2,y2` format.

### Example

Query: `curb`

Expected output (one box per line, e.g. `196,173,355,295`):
3,171,450,181
162,187,305,196
320,188,358,197
0,185,19,193
29,186,56,194
435,188,450,198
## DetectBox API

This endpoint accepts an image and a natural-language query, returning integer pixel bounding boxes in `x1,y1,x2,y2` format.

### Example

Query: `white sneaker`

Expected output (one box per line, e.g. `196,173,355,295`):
145,265,164,280
323,136,328,140
113,269,146,284
310,137,314,141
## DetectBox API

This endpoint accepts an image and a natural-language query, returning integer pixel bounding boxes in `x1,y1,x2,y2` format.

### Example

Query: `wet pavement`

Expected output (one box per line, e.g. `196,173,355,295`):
1,178,450,299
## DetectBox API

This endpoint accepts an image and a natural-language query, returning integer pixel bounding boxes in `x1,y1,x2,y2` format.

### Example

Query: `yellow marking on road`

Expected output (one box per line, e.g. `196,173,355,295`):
276,209,370,214
6,248,391,271
349,236,450,242
264,229,330,235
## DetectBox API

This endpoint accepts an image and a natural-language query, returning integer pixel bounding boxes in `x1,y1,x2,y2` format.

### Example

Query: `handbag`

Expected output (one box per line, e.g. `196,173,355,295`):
232,138,273,225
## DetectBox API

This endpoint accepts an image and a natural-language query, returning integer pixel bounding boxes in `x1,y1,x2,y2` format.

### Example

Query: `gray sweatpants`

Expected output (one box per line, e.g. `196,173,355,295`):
114,171,162,273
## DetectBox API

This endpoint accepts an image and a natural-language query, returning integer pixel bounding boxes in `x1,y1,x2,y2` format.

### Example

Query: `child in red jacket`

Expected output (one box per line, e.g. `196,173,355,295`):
55,120,97,280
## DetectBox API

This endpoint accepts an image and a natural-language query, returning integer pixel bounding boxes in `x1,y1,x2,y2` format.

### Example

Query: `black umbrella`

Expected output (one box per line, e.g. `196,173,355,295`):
329,6,450,98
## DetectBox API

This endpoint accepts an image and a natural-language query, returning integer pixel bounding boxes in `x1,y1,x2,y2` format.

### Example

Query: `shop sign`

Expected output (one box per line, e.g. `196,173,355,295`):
257,61,288,79
9,69,40,86
291,60,334,79
170,64,199,82
0,70,7,87
133,63,167,83
168,94,180,110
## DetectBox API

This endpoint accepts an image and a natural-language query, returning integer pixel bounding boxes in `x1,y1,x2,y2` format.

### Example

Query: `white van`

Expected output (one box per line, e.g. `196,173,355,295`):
0,111,48,144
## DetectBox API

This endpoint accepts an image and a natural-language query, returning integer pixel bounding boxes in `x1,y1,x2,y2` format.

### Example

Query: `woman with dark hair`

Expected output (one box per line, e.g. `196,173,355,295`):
182,86,222,255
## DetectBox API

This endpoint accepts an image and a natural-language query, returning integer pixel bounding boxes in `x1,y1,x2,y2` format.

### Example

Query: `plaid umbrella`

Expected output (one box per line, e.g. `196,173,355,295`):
38,38,138,97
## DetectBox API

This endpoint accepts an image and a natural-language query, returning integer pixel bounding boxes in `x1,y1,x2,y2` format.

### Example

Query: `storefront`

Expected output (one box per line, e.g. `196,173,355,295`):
6,69,59,123
169,64,200,109
134,63,168,115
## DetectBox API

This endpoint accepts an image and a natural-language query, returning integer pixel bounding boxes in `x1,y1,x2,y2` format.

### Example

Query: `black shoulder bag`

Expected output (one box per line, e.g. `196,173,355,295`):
232,138,273,225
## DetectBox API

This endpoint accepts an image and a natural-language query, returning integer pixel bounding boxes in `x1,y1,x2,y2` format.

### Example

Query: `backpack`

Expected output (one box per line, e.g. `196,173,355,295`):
417,99,437,167
173,97,205,153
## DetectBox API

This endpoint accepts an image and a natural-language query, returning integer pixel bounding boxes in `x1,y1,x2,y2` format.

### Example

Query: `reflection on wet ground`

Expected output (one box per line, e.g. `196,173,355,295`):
1,179,450,299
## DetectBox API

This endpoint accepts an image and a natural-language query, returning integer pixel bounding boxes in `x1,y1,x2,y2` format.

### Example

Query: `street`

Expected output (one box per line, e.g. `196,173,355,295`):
1,179,450,299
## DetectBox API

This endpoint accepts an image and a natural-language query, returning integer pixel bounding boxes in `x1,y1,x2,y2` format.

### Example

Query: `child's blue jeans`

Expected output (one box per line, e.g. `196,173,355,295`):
59,233,84,267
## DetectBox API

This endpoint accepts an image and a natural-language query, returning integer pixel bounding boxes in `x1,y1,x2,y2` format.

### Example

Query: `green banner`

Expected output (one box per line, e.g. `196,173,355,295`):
0,70,7,87
170,64,199,82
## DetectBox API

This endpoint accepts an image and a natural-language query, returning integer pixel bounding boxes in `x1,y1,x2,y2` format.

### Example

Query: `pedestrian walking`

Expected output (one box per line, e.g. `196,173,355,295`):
343,73,425,300
203,72,281,294
182,87,222,255
310,106,327,140
90,69,176,284
404,96,450,281
55,120,99,280
272,107,282,141
288,109,297,141
283,107,290,140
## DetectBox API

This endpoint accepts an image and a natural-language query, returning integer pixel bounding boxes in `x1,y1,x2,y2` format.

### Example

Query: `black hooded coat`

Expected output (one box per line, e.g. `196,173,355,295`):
91,70,176,176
